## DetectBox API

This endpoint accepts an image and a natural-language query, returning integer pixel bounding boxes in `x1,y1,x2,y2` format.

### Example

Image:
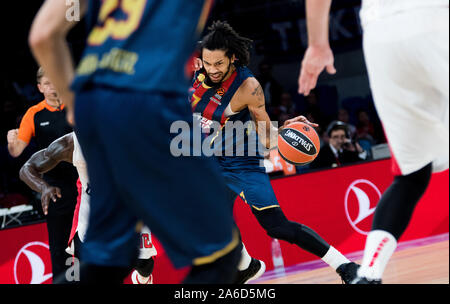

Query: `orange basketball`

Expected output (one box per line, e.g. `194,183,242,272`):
278,122,320,166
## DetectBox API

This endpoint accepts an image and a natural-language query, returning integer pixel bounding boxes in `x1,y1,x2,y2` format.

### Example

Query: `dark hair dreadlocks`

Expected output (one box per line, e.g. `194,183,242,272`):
200,21,253,66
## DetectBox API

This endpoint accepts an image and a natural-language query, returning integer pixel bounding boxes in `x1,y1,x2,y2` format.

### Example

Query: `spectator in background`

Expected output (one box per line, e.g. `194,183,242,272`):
316,123,329,153
6,67,78,282
303,90,326,127
278,92,297,116
356,109,376,144
256,60,283,117
278,113,291,127
337,108,357,139
273,91,297,124
355,109,377,155
310,121,368,170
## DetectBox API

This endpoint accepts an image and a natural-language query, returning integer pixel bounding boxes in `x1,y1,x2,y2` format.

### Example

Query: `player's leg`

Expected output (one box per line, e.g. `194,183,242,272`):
45,210,74,283
355,164,432,283
131,225,156,284
233,243,266,284
94,90,240,283
73,232,82,260
235,170,358,283
251,207,358,283
355,7,449,284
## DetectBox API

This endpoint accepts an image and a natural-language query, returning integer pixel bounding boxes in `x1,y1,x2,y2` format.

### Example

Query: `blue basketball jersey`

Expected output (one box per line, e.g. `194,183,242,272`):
71,0,211,94
189,66,265,171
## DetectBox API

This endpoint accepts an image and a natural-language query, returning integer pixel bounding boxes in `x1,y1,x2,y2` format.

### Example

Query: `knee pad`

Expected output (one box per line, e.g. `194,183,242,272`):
252,207,297,242
252,206,330,257
267,222,299,242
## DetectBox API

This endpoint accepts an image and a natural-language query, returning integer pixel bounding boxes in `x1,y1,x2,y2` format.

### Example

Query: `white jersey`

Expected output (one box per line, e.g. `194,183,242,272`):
360,0,449,27
70,132,157,258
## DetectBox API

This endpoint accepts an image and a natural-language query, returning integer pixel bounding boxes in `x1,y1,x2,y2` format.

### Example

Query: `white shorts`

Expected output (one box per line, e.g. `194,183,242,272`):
362,7,449,175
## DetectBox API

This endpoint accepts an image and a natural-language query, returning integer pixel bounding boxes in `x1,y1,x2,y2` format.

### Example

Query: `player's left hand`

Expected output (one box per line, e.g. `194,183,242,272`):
283,115,319,129
298,45,336,96
193,57,203,72
41,186,62,215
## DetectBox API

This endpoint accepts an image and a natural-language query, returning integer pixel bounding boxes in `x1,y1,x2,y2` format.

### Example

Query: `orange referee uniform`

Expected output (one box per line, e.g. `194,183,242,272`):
18,100,72,151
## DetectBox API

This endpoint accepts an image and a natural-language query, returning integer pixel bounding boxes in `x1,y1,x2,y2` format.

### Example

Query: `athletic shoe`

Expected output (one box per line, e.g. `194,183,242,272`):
336,262,360,284
131,270,153,284
234,258,266,284
351,276,382,284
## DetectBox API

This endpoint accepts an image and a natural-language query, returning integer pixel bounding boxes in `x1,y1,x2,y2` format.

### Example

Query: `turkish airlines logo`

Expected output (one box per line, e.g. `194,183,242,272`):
14,242,52,284
344,179,381,235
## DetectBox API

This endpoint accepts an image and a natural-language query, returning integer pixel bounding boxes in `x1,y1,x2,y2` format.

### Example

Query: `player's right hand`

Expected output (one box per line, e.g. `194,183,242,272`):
41,186,62,215
298,45,336,96
283,115,319,129
7,129,19,144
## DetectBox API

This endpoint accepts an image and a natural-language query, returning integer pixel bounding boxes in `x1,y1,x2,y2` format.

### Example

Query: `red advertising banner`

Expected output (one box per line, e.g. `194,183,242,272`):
1,159,448,284
0,223,52,284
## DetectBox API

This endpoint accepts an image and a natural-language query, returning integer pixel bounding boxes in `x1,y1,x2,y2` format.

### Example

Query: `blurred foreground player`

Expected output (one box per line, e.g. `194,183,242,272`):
29,0,241,283
299,0,449,283
20,132,157,284
191,21,359,283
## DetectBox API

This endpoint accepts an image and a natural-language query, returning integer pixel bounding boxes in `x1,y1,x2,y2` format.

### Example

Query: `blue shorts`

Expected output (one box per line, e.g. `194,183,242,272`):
74,86,238,268
220,166,279,210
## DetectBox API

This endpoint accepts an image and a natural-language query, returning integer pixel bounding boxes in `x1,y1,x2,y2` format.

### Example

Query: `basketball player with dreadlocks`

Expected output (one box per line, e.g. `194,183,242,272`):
191,21,360,284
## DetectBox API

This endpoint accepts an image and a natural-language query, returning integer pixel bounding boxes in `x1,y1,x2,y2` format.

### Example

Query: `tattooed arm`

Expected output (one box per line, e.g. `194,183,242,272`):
244,78,280,149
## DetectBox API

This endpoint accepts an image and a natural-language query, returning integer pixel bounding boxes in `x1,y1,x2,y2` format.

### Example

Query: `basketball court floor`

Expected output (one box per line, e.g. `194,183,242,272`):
252,233,449,284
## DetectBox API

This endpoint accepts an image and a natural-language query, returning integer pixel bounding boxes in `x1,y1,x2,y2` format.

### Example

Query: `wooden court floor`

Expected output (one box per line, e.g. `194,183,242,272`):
253,233,449,284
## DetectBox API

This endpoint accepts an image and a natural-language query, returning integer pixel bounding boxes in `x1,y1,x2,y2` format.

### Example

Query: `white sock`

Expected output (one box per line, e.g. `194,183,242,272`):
238,243,252,270
321,246,351,270
357,230,397,280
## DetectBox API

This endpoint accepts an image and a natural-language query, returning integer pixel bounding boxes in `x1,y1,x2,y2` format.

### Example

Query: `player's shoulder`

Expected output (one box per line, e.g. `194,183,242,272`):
239,76,265,107
45,133,75,161
240,76,261,96
56,132,74,148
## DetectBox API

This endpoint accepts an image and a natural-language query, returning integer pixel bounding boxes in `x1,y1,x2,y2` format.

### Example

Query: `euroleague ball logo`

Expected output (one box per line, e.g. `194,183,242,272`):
14,242,52,284
344,179,381,235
